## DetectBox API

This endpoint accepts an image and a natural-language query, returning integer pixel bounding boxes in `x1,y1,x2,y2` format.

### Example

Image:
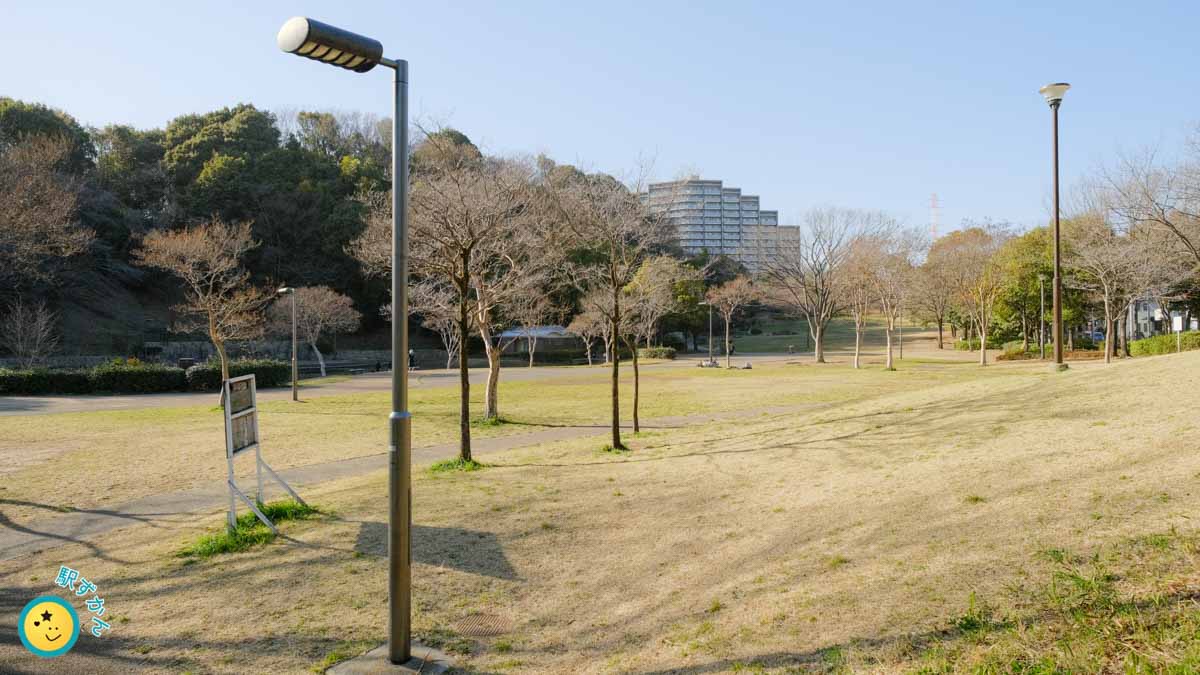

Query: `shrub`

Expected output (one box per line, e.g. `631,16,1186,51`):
184,359,291,391
0,368,93,394
955,338,1002,351
637,346,677,360
1130,331,1200,356
749,327,763,335
89,360,186,393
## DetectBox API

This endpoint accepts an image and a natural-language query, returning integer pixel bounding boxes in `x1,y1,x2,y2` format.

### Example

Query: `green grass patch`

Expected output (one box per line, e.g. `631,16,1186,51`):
310,639,377,672
904,530,1200,672
472,415,511,428
429,457,486,473
178,499,321,558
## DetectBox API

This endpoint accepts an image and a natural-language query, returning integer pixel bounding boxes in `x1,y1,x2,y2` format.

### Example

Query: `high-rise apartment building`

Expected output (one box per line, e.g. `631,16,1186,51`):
641,178,794,272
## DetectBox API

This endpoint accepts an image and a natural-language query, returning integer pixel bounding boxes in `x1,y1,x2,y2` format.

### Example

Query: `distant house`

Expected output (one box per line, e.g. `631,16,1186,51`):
495,325,584,359
1126,299,1198,340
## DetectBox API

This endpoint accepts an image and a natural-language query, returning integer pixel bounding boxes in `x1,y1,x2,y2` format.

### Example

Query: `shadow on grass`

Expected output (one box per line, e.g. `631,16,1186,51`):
353,521,518,581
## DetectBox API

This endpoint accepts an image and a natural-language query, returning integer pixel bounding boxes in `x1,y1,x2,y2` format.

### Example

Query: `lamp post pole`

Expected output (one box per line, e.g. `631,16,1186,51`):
387,56,413,666
277,17,412,664
1040,82,1070,371
277,287,298,400
1039,274,1046,360
291,290,298,400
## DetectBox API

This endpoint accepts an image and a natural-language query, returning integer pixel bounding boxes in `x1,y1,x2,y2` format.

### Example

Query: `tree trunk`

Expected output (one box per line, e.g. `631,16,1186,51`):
214,340,230,382
628,335,640,434
1104,312,1114,364
937,320,944,349
484,340,501,419
1020,315,1029,352
457,296,472,462
885,324,895,370
310,341,326,377
527,335,535,368
610,290,624,450
1119,315,1130,358
978,321,987,366
853,319,863,369
584,338,594,366
812,321,825,363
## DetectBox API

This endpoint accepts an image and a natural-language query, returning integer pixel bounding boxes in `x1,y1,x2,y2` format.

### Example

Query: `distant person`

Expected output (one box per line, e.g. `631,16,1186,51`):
408,348,415,370
788,344,795,354
374,360,381,373
730,342,736,356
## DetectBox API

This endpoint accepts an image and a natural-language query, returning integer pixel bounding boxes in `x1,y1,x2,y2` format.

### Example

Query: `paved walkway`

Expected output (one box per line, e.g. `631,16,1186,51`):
0,403,811,562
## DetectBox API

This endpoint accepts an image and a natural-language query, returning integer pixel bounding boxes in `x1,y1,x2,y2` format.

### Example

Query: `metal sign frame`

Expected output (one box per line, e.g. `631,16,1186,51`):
222,374,307,533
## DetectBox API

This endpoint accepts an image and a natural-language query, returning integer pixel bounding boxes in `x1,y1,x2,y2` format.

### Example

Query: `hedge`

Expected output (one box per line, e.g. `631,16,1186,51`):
0,358,290,395
185,359,291,391
0,369,93,395
637,346,677,360
1129,331,1200,356
90,361,186,393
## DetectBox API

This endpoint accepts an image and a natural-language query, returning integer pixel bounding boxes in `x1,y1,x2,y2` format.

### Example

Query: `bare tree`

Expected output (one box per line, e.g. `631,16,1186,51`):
410,279,466,369
1067,183,1192,363
136,220,266,381
566,307,606,365
911,242,954,349
705,276,761,369
867,229,916,370
763,207,881,363
0,299,59,368
268,287,360,377
1105,150,1200,268
623,255,699,431
350,135,546,461
542,163,673,450
0,135,91,290
507,291,560,368
843,238,878,369
936,223,1009,365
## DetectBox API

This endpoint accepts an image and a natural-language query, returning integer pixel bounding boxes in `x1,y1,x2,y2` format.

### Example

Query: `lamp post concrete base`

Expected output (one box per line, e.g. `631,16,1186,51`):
328,643,451,674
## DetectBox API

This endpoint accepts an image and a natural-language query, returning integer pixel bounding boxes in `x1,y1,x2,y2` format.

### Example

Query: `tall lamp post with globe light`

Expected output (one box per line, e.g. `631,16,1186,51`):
1039,82,1070,371
277,286,298,401
277,17,414,665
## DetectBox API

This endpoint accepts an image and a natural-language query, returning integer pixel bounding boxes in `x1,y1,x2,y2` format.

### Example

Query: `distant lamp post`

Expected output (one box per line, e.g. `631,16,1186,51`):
278,16,414,665
277,287,298,401
1037,273,1047,359
1039,82,1070,371
698,301,714,365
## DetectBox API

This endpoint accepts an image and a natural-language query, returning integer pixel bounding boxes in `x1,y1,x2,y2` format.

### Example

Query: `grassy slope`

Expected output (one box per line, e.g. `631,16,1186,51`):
1,354,1198,673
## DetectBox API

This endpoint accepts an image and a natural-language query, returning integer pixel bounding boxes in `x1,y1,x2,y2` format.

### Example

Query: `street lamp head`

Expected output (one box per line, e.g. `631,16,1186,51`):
1039,82,1070,107
276,17,383,73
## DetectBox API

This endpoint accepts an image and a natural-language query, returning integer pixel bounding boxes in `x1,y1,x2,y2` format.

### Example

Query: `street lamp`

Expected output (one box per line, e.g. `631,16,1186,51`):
698,301,714,366
278,287,298,401
279,17,414,664
1039,82,1070,371
1037,273,1047,360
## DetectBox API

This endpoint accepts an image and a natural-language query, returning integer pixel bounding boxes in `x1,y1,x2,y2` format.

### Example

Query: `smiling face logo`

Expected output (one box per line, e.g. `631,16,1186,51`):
18,595,79,658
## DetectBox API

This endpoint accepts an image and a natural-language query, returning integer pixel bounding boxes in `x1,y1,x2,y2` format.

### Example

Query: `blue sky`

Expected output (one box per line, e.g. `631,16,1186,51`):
8,1,1198,231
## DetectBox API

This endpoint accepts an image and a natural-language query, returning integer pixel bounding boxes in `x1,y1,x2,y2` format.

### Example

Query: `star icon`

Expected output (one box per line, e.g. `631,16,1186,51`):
40,610,53,622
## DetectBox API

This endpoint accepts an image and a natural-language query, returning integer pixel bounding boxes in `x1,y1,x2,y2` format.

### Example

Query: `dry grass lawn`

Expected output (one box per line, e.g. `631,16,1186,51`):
2,351,1198,673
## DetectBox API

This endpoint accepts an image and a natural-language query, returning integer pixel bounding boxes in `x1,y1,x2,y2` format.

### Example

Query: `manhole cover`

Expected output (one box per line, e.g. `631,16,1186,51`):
454,613,512,637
